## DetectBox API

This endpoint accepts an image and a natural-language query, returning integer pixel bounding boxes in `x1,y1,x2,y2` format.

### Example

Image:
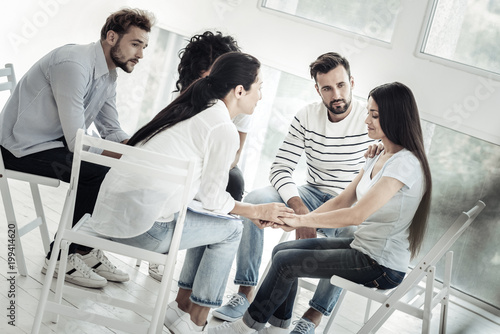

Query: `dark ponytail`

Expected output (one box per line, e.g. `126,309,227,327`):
128,52,260,146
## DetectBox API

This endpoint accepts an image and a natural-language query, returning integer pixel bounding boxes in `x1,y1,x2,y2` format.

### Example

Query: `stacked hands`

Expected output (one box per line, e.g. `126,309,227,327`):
249,203,301,232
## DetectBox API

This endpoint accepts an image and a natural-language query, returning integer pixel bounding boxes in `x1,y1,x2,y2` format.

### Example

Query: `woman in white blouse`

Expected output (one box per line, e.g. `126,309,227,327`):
90,52,294,333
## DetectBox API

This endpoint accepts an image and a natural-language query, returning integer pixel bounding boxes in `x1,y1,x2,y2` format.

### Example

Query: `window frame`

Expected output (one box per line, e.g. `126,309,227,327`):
257,0,398,48
415,0,500,80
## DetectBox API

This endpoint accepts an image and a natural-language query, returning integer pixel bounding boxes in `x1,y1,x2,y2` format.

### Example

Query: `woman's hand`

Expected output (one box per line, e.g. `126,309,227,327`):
279,214,303,229
263,214,302,232
249,203,294,229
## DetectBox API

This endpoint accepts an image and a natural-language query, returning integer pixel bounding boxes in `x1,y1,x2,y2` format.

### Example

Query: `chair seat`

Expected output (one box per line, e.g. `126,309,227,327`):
4,169,60,187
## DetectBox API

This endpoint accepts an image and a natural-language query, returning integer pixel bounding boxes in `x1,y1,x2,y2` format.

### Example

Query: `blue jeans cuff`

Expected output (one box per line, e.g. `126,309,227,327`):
234,279,258,286
309,300,332,316
268,315,292,328
189,294,223,308
178,280,193,290
243,311,267,331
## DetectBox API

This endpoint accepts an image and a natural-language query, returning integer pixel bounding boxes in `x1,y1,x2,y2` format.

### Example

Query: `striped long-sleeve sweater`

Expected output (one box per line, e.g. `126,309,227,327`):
269,99,374,203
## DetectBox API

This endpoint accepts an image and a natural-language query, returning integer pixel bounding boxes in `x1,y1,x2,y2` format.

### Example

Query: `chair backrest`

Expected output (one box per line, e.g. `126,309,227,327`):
383,200,485,300
0,64,16,173
415,200,485,271
60,128,195,231
0,63,16,93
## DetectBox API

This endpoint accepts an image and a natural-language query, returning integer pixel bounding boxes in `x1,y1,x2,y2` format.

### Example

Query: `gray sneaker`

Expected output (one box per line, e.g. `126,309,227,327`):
290,318,315,334
81,249,129,282
41,254,107,288
148,262,163,282
212,292,250,322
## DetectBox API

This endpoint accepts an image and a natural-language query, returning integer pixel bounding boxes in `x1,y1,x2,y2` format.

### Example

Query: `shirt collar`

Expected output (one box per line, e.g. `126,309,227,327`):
94,40,117,80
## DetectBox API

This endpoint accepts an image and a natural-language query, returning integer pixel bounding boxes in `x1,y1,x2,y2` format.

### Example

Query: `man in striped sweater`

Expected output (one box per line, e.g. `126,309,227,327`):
213,52,376,331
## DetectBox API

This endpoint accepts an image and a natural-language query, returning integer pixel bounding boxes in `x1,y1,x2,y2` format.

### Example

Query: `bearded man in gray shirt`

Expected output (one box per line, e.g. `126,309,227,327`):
0,8,155,289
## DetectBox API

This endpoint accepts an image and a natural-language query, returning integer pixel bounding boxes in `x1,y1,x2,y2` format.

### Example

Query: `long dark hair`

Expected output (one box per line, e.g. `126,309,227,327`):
128,52,260,146
369,82,432,259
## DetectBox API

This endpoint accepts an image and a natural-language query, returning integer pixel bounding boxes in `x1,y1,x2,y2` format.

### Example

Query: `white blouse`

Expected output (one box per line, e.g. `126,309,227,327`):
90,100,239,238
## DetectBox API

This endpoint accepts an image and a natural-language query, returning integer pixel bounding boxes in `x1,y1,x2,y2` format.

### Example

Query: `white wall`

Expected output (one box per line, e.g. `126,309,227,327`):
2,0,499,145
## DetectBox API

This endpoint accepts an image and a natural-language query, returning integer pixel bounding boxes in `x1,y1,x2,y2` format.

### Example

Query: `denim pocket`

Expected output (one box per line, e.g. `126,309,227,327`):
363,267,405,290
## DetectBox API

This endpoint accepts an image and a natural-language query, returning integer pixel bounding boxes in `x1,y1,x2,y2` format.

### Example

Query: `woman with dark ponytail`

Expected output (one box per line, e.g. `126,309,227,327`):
90,52,294,333
211,82,432,334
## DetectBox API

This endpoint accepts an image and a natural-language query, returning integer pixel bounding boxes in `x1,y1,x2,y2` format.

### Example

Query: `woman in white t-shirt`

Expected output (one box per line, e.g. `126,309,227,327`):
210,82,433,334
89,52,294,333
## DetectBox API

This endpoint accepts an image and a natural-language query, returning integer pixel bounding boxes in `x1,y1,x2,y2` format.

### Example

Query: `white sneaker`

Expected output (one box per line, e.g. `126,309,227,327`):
41,254,107,288
164,300,186,329
167,312,206,333
257,325,289,333
81,249,129,282
148,262,163,281
207,319,256,334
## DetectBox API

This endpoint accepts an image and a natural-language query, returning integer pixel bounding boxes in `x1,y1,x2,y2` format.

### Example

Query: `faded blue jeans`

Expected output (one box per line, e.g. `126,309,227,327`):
243,238,406,330
111,210,242,307
235,184,357,316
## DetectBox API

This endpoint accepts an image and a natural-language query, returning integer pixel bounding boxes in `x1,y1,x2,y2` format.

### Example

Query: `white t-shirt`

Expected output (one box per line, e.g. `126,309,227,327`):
89,100,239,238
350,149,425,272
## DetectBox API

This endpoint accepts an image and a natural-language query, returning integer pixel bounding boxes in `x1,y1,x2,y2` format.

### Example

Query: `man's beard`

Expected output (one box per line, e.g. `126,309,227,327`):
110,42,135,73
325,96,352,115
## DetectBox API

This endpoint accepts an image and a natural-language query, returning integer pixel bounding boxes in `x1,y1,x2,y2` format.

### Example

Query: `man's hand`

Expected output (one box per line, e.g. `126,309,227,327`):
364,143,384,158
287,196,316,239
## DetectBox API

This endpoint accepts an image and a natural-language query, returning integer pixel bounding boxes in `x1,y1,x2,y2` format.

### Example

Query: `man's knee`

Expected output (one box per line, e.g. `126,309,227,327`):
243,186,282,205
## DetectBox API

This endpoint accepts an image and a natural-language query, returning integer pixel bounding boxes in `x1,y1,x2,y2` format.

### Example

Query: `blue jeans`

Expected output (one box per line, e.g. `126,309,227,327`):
111,210,243,308
243,238,406,330
235,184,357,315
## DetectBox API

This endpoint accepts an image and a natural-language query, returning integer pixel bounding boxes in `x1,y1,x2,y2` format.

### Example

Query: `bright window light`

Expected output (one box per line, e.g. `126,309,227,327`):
260,0,402,43
421,0,500,76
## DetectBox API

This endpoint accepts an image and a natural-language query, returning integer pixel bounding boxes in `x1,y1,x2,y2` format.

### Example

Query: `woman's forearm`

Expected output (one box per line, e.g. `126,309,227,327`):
302,207,364,229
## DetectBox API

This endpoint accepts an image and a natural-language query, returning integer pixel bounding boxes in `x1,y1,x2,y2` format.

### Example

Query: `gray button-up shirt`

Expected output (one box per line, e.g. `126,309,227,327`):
0,41,129,157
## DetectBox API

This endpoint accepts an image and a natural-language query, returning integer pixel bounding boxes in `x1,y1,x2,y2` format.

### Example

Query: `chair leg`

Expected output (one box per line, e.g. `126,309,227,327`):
422,266,435,334
439,252,453,334
32,233,66,333
323,289,347,334
0,178,29,276
30,183,51,254
51,240,71,324
364,298,373,324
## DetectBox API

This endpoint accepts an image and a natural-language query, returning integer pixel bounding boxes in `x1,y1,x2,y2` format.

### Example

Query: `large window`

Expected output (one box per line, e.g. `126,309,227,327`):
420,0,500,76
259,0,402,43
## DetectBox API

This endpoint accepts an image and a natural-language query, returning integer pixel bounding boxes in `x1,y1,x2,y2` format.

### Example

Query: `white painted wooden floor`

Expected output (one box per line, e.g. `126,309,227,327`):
1,179,499,333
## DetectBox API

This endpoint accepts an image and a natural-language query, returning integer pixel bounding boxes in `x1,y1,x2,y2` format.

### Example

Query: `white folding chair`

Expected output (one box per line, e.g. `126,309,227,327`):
31,129,196,334
323,200,486,334
0,63,60,277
